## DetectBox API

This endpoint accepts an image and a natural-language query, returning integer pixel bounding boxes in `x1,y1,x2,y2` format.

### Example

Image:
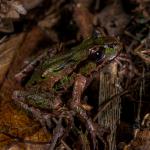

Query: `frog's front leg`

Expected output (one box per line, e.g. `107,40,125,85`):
70,74,110,149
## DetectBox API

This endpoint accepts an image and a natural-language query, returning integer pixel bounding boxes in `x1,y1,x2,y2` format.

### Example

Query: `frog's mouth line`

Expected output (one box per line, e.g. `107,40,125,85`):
109,55,117,61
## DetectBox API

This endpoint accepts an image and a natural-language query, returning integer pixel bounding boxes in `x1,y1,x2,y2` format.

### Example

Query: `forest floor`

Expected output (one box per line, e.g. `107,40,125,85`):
0,0,149,150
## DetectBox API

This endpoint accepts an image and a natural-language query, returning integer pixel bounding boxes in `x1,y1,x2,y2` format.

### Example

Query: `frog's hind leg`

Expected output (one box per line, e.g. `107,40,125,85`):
13,98,53,136
70,74,110,149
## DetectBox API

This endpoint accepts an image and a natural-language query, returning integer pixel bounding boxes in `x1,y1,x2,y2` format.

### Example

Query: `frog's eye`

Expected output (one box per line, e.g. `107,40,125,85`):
89,46,105,62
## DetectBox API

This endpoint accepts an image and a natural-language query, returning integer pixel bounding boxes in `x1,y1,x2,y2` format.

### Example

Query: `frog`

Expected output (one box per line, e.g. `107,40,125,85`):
12,35,123,150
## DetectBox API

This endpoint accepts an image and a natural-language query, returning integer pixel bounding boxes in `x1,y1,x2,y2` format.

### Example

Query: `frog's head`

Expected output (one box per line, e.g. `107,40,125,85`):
88,38,121,64
78,36,122,76
89,29,122,62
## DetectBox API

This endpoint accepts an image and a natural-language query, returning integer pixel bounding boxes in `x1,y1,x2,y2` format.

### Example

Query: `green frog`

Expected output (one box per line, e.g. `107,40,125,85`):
12,35,122,149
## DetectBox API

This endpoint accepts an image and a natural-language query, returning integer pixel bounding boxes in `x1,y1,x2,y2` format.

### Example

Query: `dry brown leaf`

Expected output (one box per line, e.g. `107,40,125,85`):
0,33,25,86
95,3,130,36
0,27,51,149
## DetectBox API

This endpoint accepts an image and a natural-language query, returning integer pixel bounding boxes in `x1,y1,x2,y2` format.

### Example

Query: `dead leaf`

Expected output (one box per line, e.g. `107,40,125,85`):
95,3,130,36
0,33,25,86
